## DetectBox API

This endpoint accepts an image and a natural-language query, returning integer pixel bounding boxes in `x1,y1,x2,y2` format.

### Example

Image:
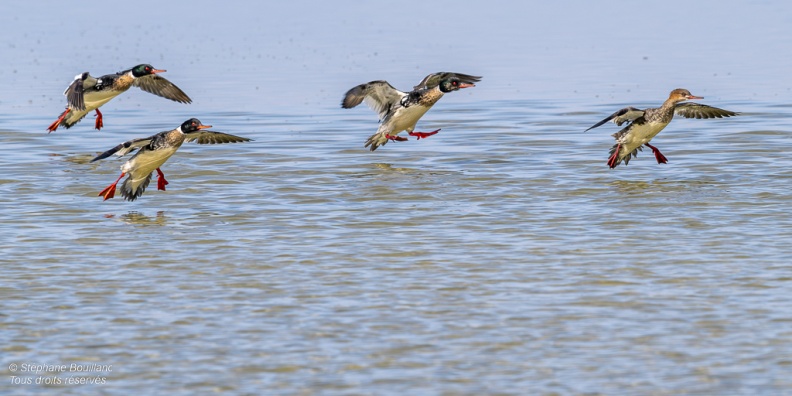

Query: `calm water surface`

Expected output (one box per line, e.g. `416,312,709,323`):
2,1,792,394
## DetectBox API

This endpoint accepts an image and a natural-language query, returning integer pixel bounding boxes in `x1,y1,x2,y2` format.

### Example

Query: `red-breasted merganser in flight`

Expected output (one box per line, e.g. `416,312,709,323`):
47,64,191,132
341,72,481,151
91,118,251,201
585,88,738,168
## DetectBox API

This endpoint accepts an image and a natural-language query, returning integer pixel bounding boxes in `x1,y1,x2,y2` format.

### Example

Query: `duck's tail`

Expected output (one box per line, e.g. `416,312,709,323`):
364,132,390,151
608,143,643,168
120,172,152,202
364,132,409,151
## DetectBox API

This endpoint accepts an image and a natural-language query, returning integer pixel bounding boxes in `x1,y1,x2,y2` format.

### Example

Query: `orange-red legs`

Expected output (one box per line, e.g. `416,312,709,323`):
644,143,668,164
47,108,71,133
98,172,125,201
385,134,408,142
408,128,440,140
94,108,103,130
607,144,621,168
156,168,169,191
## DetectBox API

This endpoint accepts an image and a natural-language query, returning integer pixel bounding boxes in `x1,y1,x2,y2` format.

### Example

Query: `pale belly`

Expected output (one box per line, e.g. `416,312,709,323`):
122,147,178,176
83,89,123,111
65,90,123,124
379,105,431,135
619,122,669,157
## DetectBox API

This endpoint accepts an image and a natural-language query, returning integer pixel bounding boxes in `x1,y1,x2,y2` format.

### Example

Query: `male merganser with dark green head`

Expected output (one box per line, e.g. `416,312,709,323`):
341,72,481,151
48,64,191,132
91,118,251,201
585,89,738,168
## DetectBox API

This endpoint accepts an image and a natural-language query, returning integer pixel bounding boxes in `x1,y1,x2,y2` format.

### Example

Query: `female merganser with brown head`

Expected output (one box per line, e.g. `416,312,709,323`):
91,118,251,201
341,72,480,151
585,88,738,168
48,64,192,132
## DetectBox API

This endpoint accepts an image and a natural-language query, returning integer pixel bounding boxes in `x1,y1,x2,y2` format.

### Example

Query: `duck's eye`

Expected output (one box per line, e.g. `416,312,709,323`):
452,81,458,85
146,66,151,71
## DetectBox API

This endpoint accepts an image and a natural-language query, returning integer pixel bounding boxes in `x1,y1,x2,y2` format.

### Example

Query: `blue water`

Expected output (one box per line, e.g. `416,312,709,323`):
2,1,792,394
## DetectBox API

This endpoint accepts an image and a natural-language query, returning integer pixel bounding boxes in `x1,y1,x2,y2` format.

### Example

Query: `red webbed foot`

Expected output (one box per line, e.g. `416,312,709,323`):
156,168,169,191
47,108,71,133
408,128,441,140
94,108,104,130
385,134,408,142
98,172,125,201
644,143,668,164
607,144,621,169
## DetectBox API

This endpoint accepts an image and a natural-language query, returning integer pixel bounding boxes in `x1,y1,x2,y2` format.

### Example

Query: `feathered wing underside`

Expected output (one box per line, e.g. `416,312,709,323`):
341,80,406,120
674,103,738,119
64,72,98,111
585,106,645,131
132,75,192,104
413,72,482,90
184,131,253,144
90,136,156,162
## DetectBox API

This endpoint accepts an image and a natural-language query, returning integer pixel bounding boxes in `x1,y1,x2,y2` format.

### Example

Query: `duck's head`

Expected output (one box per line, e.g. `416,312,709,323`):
439,77,476,93
669,88,703,103
180,118,212,133
131,64,166,77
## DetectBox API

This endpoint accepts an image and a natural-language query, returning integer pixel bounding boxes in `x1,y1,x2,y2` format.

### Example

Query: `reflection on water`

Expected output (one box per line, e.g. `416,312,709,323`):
109,211,168,227
609,178,720,195
2,0,792,395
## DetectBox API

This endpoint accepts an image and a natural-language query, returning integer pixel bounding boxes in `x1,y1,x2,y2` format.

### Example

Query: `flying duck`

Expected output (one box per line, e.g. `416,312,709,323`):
341,72,480,151
585,89,738,168
48,64,191,132
91,118,251,201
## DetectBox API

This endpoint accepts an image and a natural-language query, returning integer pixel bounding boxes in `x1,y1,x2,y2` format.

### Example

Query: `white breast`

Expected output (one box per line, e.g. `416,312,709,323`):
380,104,432,135
122,147,178,177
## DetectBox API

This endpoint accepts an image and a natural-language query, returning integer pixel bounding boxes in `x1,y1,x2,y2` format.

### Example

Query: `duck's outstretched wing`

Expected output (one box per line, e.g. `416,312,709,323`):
184,131,253,145
413,72,482,90
64,72,99,111
674,103,738,119
341,80,406,120
133,75,192,104
90,136,155,162
584,106,645,132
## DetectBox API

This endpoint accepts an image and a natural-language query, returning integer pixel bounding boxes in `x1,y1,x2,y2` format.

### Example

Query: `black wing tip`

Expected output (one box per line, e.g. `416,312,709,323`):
584,118,610,132
341,87,365,109
583,124,601,133
341,98,359,109
416,72,483,89
90,153,110,162
167,94,192,104
191,132,253,144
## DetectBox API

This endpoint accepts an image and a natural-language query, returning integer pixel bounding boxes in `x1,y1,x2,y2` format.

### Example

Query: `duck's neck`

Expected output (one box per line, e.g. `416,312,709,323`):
660,97,682,110
648,98,682,123
418,86,445,107
658,97,685,115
